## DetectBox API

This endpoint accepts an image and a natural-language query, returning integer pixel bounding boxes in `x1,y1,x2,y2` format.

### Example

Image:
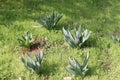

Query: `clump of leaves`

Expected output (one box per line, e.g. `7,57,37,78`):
21,51,43,74
38,11,63,30
63,24,91,48
65,53,89,79
111,35,120,43
18,31,34,49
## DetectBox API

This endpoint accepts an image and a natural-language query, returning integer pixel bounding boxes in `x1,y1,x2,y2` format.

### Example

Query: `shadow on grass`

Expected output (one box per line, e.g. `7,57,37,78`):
0,0,42,25
86,65,98,76
0,0,116,26
81,36,98,48
53,23,68,31
38,0,113,21
40,62,58,76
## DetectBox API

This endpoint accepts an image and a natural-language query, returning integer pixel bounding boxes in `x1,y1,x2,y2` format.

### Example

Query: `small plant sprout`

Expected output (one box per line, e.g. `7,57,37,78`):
18,31,34,49
111,35,120,43
65,53,89,79
63,24,91,48
21,51,43,74
38,11,63,30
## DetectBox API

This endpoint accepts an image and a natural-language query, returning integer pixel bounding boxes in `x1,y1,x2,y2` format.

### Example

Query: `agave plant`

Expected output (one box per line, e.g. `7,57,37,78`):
38,11,63,30
65,53,89,79
111,35,120,43
21,51,43,74
63,24,91,48
18,31,34,49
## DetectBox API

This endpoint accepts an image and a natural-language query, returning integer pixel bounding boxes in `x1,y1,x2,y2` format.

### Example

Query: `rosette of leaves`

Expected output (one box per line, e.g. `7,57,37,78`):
38,11,63,30
63,24,91,48
111,35,120,43
65,53,89,79
18,31,34,49
21,51,43,74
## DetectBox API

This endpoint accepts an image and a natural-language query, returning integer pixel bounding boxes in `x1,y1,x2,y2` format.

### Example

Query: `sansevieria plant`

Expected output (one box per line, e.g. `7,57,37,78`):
63,24,91,48
38,11,63,30
21,51,43,74
65,53,89,79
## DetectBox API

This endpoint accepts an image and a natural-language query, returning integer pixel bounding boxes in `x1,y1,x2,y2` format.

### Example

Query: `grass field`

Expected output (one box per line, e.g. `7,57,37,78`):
0,0,120,80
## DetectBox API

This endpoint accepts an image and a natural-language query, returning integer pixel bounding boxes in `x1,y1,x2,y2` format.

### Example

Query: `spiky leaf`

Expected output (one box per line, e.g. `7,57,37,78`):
21,51,44,74
65,67,76,75
65,53,89,78
38,11,63,30
63,24,91,48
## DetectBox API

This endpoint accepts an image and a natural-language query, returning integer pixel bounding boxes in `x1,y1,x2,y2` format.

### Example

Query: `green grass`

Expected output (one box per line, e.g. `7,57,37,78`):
0,0,120,80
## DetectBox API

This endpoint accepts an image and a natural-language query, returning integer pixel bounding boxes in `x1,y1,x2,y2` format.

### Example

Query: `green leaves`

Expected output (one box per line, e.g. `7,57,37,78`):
63,24,91,48
38,11,63,30
21,51,44,74
65,53,89,78
111,35,120,43
18,31,34,49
